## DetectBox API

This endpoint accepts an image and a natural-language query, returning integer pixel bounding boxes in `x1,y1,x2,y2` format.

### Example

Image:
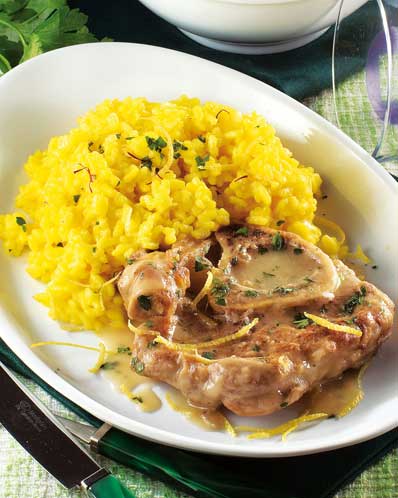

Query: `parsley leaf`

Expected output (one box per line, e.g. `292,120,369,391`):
201,351,215,360
244,290,259,297
293,312,313,329
271,232,285,251
146,136,167,153
194,256,209,272
16,215,27,231
211,279,230,306
0,1,102,73
195,154,210,170
234,226,249,237
131,357,145,374
343,286,367,314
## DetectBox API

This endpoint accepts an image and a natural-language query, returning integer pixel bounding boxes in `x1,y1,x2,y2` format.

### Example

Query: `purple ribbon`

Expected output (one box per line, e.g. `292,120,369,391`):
366,26,398,125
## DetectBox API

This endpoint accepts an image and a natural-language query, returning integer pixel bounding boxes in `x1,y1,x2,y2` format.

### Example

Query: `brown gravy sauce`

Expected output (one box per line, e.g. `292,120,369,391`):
98,327,161,413
166,389,226,430
231,250,318,292
98,328,362,425
302,368,362,417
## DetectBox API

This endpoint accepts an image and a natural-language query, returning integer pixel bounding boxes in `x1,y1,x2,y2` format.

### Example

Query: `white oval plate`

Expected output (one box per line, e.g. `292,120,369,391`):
0,43,397,458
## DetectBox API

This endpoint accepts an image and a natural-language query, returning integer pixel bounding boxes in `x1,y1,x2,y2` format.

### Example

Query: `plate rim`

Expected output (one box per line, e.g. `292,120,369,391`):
0,41,397,458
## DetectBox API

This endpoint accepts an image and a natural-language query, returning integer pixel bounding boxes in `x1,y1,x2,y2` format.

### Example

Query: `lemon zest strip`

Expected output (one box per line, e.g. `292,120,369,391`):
127,322,215,363
314,216,346,244
337,362,369,418
31,341,111,373
127,320,156,336
237,412,328,440
155,318,259,352
304,312,362,337
192,270,213,307
31,341,102,353
222,414,237,437
88,342,107,373
347,244,372,264
120,383,143,404
99,271,122,311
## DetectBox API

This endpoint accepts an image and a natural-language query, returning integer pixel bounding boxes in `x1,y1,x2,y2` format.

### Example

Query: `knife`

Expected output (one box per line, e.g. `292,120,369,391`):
0,362,136,498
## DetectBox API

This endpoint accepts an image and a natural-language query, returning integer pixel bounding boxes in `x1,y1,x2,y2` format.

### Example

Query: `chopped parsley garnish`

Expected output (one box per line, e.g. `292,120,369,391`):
271,232,285,251
141,156,153,170
372,265,378,270
117,346,132,354
280,401,289,408
125,137,134,140
100,361,118,370
172,140,188,159
88,141,94,151
146,136,167,153
211,279,230,306
293,312,313,329
231,256,238,266
56,242,64,247
147,339,158,349
98,145,104,154
194,256,209,272
92,247,96,253
276,220,285,226
244,290,259,297
195,154,210,170
235,226,249,237
137,295,152,311
294,247,304,255
252,344,260,352
127,257,135,265
132,396,143,404
16,216,27,232
201,351,215,360
273,286,294,295
304,277,314,283
73,194,80,204
145,320,154,328
343,286,367,314
131,357,145,374
95,221,100,225
197,135,206,143
258,245,268,254
115,133,121,139
321,194,328,200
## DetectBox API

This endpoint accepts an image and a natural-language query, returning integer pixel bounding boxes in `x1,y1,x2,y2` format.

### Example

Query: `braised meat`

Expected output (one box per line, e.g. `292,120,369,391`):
118,226,394,416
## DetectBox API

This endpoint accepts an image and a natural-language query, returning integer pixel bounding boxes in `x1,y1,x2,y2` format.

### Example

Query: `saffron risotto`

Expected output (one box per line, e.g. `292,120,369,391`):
0,96,343,330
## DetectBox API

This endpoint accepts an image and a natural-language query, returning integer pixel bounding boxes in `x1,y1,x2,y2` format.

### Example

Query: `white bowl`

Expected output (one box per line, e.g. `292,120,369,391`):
138,0,368,54
0,43,397,457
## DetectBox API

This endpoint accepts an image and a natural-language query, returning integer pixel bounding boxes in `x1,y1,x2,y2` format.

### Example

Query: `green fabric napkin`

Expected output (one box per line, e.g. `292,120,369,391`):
70,0,379,100
0,338,397,498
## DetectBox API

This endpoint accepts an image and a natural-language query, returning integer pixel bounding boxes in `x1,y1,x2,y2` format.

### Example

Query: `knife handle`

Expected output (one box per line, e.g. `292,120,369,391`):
86,474,137,498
